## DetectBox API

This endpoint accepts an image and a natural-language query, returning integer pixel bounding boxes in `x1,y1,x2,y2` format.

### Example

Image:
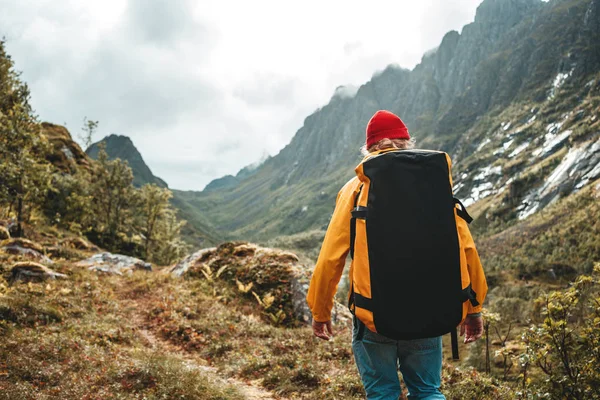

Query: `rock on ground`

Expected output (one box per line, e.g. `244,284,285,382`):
8,261,67,284
169,247,217,277
77,252,152,275
1,238,53,264
170,242,352,326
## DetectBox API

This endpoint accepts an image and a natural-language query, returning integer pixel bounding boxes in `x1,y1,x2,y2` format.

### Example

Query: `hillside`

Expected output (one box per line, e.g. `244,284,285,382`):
0,219,522,399
86,135,222,247
177,0,600,244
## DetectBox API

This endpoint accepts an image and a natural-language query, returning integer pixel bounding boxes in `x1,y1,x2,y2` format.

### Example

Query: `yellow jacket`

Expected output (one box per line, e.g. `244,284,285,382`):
306,148,487,323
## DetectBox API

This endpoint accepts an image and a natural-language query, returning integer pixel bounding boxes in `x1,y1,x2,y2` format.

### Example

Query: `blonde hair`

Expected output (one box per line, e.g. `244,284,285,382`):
360,137,416,156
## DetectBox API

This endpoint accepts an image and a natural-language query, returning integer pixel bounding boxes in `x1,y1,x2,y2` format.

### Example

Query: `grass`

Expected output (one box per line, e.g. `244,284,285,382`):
2,203,598,399
0,265,243,400
129,271,515,399
1,237,515,399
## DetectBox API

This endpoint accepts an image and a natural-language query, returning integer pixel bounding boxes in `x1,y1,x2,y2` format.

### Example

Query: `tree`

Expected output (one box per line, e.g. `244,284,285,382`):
0,40,52,236
138,184,172,258
150,208,188,265
89,143,136,251
78,117,97,150
43,170,93,234
136,183,189,264
522,265,600,399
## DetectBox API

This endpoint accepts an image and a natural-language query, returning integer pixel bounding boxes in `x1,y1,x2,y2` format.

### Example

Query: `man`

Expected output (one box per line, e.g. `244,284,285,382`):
306,110,487,400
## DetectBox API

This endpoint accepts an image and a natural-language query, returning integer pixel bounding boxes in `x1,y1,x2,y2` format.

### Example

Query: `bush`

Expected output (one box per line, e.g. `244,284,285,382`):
522,265,600,399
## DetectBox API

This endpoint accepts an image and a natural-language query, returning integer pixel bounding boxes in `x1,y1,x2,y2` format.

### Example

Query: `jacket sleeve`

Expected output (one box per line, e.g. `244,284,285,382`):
306,182,356,322
457,217,488,315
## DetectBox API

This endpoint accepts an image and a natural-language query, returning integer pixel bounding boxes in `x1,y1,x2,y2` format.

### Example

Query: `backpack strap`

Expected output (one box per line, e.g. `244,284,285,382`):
454,198,473,224
349,185,364,260
348,185,364,313
451,328,460,360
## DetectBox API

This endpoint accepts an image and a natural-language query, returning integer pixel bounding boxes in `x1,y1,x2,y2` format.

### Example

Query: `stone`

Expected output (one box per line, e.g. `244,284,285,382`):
9,261,67,284
1,238,53,264
169,247,217,277
41,122,91,173
1,238,44,253
171,242,318,326
76,252,152,275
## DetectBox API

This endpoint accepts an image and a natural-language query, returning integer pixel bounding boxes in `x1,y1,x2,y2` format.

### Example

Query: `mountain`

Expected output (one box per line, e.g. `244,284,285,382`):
87,134,223,246
176,0,600,244
203,153,271,192
86,134,168,189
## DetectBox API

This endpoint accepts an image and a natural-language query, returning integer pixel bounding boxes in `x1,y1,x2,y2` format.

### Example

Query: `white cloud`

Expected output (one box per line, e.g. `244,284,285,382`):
0,0,482,190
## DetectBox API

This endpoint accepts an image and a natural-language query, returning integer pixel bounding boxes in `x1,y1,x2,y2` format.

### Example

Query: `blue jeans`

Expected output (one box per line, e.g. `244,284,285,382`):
352,317,445,400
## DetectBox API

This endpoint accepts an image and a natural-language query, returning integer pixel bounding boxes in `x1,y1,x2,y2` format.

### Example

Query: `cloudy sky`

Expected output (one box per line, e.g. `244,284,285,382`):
1,0,482,190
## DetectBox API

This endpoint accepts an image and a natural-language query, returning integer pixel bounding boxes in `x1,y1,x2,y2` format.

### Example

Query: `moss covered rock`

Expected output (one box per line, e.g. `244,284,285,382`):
170,242,324,327
8,261,67,284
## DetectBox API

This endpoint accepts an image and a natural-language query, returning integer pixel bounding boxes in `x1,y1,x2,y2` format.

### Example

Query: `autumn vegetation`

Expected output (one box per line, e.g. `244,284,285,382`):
1,32,599,400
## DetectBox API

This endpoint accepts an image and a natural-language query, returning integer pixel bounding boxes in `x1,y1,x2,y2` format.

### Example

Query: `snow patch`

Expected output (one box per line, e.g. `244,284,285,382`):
519,137,600,220
498,177,515,194
474,166,502,181
453,182,465,194
548,68,574,99
509,141,530,158
546,121,565,135
532,129,571,158
476,138,491,152
464,166,503,206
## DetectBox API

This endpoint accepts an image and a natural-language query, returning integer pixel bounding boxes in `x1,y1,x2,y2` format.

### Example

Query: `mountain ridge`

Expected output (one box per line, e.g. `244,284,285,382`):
175,0,599,242
86,134,168,189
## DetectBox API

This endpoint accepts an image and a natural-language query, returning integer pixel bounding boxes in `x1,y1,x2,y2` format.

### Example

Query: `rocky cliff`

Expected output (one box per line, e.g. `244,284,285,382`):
42,122,91,173
175,0,599,243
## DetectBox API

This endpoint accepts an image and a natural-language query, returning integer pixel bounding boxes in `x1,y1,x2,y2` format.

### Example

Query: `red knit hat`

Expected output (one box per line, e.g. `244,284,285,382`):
366,110,410,148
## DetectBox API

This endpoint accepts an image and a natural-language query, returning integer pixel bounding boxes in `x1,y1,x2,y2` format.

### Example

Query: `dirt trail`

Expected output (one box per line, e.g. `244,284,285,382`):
126,302,281,400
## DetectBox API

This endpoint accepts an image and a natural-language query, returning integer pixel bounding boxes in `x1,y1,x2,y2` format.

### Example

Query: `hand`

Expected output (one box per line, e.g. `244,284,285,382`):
460,315,483,343
312,320,334,341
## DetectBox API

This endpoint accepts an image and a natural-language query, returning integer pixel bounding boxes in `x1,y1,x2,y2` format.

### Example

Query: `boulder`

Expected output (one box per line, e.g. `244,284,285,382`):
170,242,351,326
1,238,43,253
41,122,91,173
77,252,152,275
0,226,9,240
1,238,53,264
169,247,217,277
9,261,67,284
